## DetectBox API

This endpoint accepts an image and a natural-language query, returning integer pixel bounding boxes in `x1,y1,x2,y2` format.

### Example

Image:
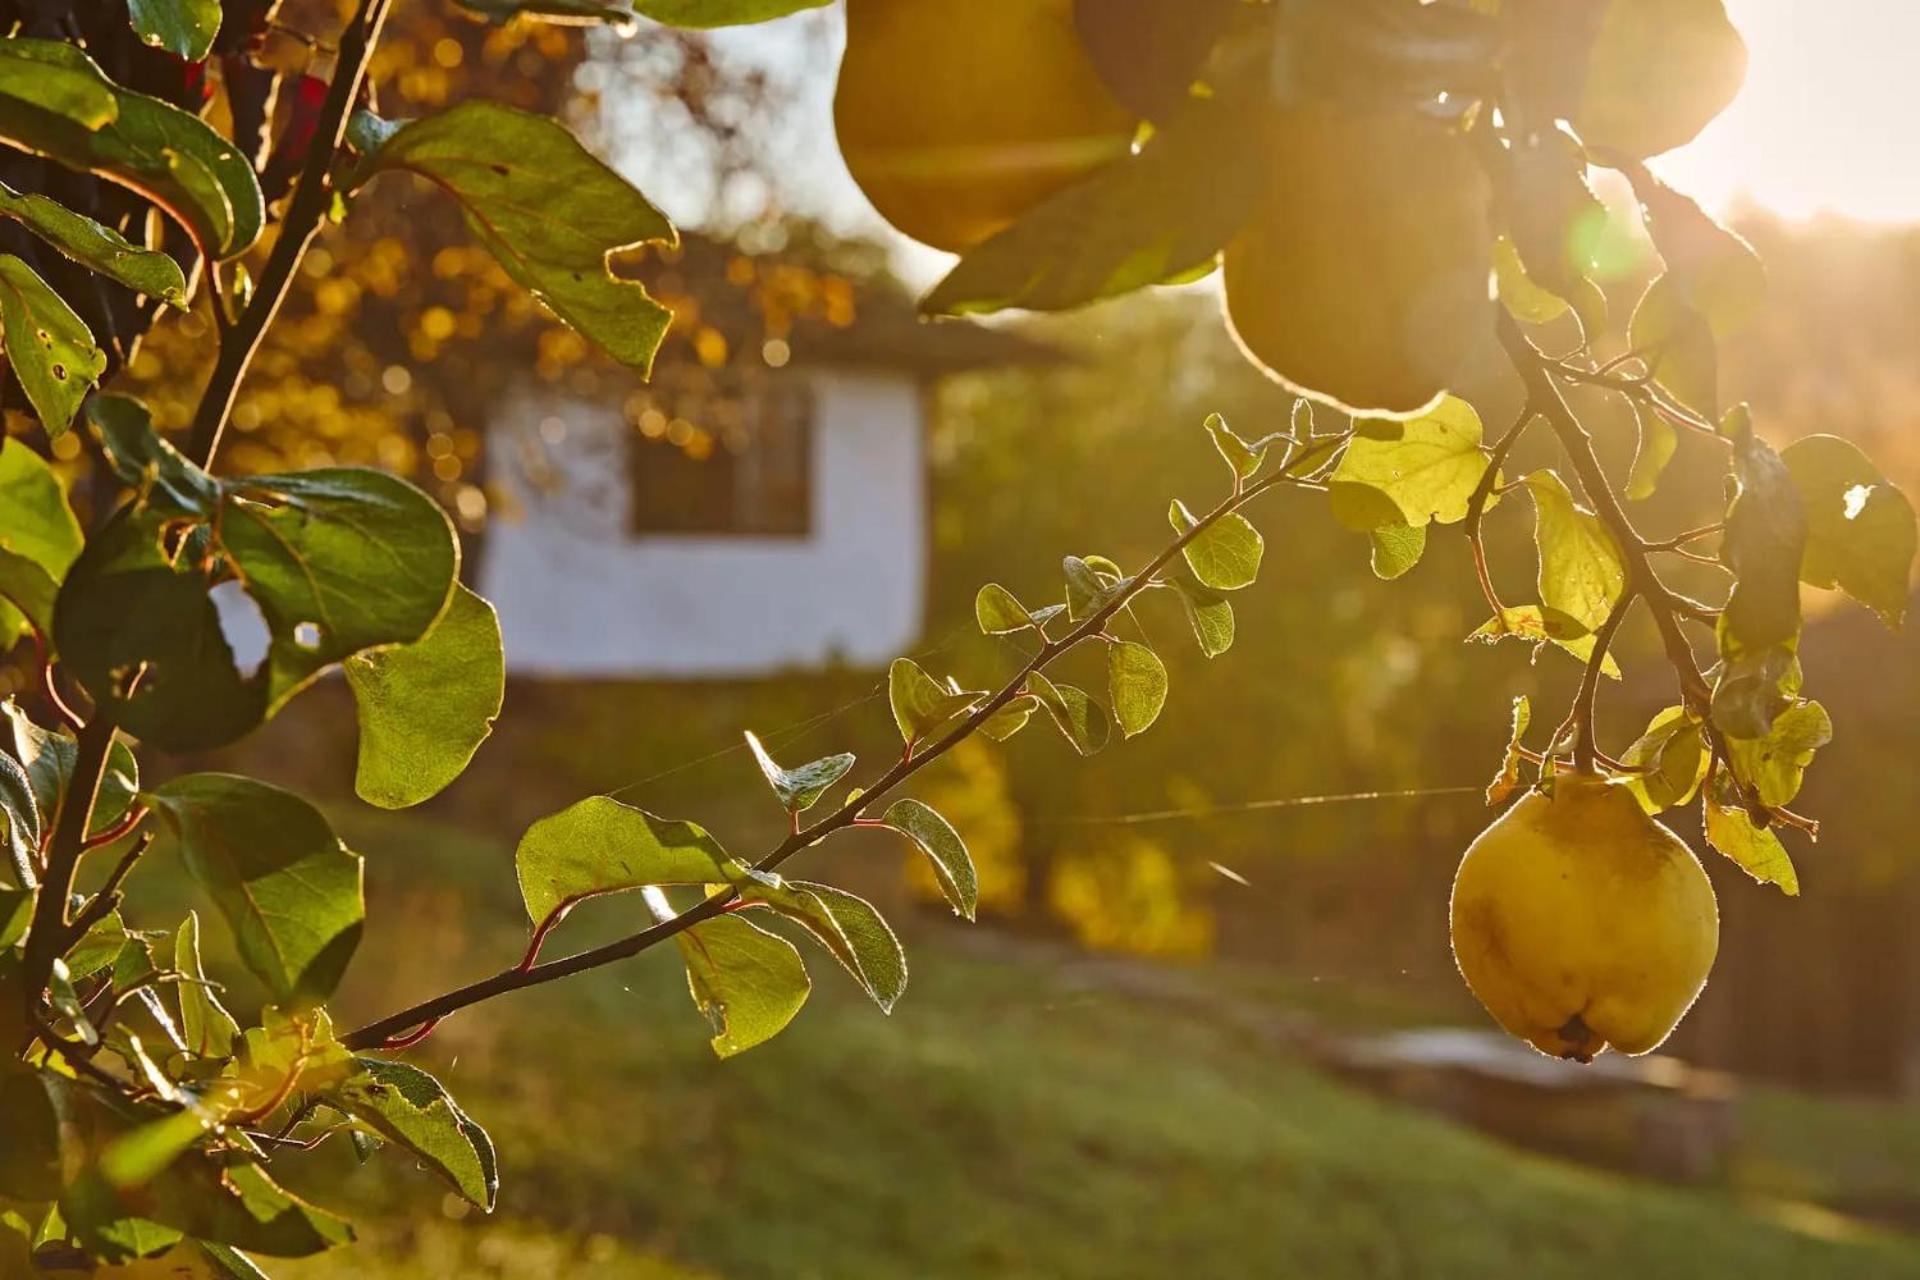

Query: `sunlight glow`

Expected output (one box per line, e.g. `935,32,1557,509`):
1654,0,1920,223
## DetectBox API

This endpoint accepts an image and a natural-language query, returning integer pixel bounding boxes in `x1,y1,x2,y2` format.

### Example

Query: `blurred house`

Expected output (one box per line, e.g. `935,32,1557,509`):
478,234,1051,678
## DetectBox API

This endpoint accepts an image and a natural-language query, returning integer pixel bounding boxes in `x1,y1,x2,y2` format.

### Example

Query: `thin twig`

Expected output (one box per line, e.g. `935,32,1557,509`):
341,438,1344,1051
1463,404,1537,619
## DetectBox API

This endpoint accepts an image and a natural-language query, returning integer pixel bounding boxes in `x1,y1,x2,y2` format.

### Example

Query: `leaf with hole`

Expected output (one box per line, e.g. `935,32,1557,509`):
0,254,103,437
1781,435,1916,629
328,1057,497,1210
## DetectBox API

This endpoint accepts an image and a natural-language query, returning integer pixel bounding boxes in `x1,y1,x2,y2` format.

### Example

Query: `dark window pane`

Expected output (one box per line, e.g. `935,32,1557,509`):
628,380,813,538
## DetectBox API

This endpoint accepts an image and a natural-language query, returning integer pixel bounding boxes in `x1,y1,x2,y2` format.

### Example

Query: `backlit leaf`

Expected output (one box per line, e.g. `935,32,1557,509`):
1107,641,1167,739
4,703,139,840
1526,471,1627,636
1720,430,1806,655
148,774,364,1004
329,1057,497,1210
1625,399,1678,502
740,877,906,1012
1486,695,1532,808
674,911,810,1058
349,102,676,373
974,583,1036,635
1328,396,1488,531
1703,785,1797,895
923,88,1263,316
1726,700,1830,808
1368,523,1427,581
1620,705,1708,814
0,179,187,306
744,730,854,814
1027,671,1110,756
887,658,981,745
1170,501,1262,591
1469,605,1623,678
516,796,740,925
1574,0,1747,159
0,38,263,258
1781,435,1917,628
1169,571,1234,657
0,254,103,437
881,798,976,920
174,911,239,1060
1630,277,1718,421
345,584,504,810
127,0,223,61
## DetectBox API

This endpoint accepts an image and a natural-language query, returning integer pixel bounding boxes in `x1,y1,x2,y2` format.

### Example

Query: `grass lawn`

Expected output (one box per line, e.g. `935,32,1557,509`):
225,813,1920,1279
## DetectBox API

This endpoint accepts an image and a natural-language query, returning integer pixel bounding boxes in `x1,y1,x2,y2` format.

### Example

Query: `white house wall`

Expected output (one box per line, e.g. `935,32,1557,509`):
480,369,927,678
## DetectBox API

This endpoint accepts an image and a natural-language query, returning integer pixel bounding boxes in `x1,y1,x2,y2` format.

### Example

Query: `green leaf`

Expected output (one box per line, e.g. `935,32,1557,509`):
67,910,128,979
1703,788,1797,895
1169,502,1262,591
0,179,187,306
1063,554,1130,622
68,1149,352,1260
452,0,638,22
174,911,239,1060
673,912,810,1058
0,548,56,646
0,437,83,586
1327,397,1488,531
1368,523,1427,581
740,878,906,1013
1721,431,1807,655
631,0,832,27
0,741,40,888
349,102,676,373
1486,695,1533,808
148,774,364,1005
1620,706,1708,815
744,730,854,814
979,694,1039,744
1625,399,1678,502
345,583,504,810
515,796,740,925
0,38,264,258
1630,277,1719,421
54,509,269,752
1204,413,1267,482
974,583,1037,635
128,0,223,61
1710,640,1798,741
1526,470,1627,636
1026,671,1110,756
1493,234,1570,326
1573,0,1747,159
1169,572,1234,657
1468,605,1623,679
1629,170,1765,337
0,886,29,947
922,87,1263,316
887,658,980,745
1726,700,1831,808
89,393,223,517
329,1057,497,1210
0,254,104,437
1781,435,1917,628
221,469,460,707
882,798,976,920
4,703,139,841
1107,641,1168,739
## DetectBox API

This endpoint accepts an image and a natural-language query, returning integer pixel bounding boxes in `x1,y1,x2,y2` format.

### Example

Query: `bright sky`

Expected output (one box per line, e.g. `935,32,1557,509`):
1653,0,1920,223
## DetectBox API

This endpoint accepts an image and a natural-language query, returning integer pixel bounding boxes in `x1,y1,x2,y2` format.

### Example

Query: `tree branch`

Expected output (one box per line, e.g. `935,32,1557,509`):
341,440,1343,1051
1496,313,1712,712
185,0,396,467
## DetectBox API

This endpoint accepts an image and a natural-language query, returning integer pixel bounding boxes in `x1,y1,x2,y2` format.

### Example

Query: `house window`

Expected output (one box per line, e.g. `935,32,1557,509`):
628,380,814,537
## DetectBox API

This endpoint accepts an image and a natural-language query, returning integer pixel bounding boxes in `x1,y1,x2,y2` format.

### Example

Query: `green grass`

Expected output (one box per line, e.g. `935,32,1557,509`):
241,813,1920,1279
